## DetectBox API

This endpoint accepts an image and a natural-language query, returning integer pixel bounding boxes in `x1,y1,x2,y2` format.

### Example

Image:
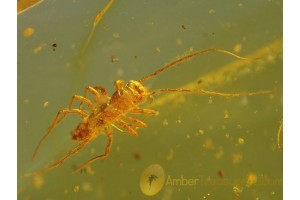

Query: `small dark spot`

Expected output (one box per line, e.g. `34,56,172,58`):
218,170,224,178
133,152,141,160
181,24,186,30
52,43,57,51
134,55,137,59
97,118,105,126
197,79,203,84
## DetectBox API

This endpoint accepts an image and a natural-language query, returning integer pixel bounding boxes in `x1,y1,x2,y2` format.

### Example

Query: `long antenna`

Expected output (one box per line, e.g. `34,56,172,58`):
139,49,257,83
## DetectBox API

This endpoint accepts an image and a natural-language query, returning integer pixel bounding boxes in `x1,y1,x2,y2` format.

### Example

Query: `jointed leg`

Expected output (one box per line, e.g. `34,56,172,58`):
79,86,110,109
110,122,137,136
121,115,147,128
114,120,138,136
32,109,88,160
110,123,125,133
129,108,159,122
111,115,147,136
93,85,110,99
110,123,142,136
130,108,159,117
69,95,95,112
23,138,92,177
72,127,113,173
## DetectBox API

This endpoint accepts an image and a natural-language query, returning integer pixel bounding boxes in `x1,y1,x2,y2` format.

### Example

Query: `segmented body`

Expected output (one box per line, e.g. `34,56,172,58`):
71,80,154,141
24,49,271,177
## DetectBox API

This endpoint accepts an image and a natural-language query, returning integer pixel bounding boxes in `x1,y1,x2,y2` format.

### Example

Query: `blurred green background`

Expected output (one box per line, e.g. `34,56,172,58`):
18,0,282,199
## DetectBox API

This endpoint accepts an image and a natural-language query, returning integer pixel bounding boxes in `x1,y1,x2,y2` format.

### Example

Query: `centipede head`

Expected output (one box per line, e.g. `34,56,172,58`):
127,80,148,101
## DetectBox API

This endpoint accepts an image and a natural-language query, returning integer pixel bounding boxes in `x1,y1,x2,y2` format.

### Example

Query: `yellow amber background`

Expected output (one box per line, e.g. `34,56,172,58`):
18,0,282,199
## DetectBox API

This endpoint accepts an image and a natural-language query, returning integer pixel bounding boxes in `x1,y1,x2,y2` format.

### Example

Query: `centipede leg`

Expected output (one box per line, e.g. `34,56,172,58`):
32,109,88,160
73,127,113,172
130,108,159,117
24,138,92,177
121,115,147,128
79,86,110,109
114,120,138,136
69,95,95,112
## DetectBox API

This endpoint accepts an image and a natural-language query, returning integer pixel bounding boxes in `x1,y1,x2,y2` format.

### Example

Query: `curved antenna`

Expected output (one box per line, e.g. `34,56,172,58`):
139,49,257,83
148,88,272,97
